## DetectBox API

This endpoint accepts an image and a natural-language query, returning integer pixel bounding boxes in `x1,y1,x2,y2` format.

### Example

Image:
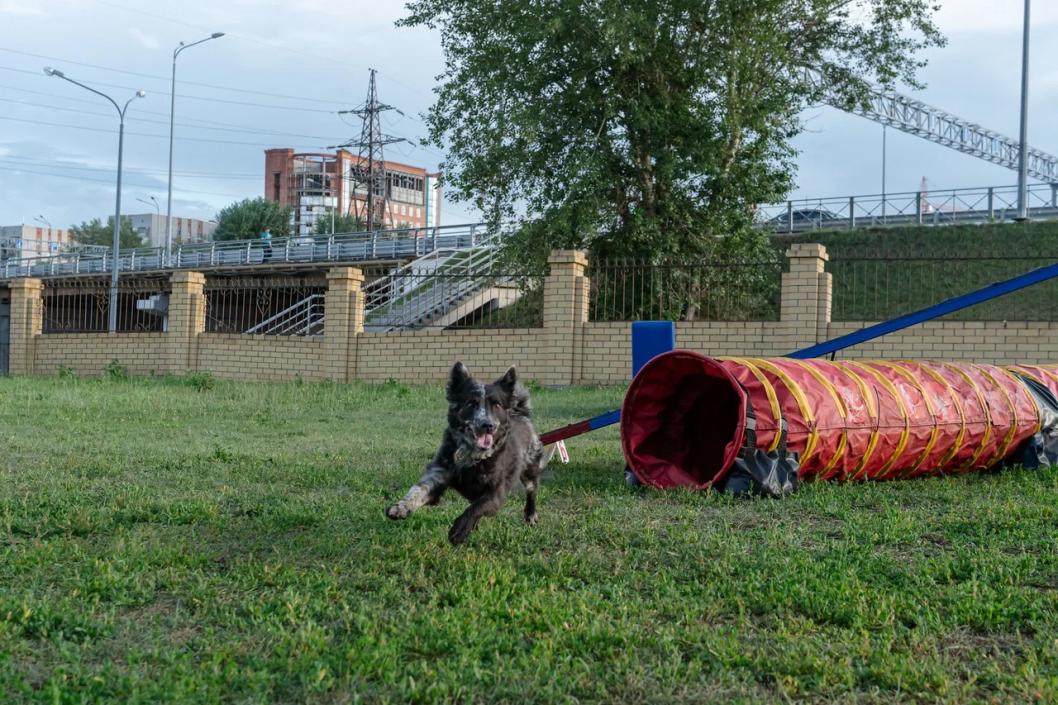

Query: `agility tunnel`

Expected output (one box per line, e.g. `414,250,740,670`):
620,351,1058,492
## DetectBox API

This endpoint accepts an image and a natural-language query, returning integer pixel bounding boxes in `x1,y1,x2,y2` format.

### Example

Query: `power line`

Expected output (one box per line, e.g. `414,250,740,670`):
0,64,339,114
87,0,439,109
0,95,345,141
0,164,250,199
0,45,353,106
0,114,326,149
0,81,350,137
0,156,259,181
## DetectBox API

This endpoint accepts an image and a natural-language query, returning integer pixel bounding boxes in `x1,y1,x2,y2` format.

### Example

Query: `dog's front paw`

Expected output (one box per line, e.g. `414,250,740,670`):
525,511,538,527
385,502,410,521
448,516,474,545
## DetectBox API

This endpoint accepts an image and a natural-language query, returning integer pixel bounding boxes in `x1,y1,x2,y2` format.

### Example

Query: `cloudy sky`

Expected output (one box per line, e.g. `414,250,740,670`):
0,0,1055,230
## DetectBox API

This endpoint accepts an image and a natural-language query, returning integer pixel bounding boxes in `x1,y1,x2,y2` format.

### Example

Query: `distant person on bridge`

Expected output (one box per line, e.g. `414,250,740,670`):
260,226,273,263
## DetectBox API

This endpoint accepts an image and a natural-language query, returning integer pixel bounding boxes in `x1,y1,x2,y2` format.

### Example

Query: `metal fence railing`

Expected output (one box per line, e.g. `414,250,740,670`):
0,223,494,280
831,249,1058,321
364,264,544,332
588,258,785,322
42,278,170,334
205,277,326,336
362,232,544,331
758,183,1058,234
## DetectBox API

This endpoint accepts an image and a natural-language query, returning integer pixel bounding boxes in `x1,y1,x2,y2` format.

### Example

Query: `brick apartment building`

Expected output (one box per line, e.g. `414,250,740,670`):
0,224,70,260
264,148,442,235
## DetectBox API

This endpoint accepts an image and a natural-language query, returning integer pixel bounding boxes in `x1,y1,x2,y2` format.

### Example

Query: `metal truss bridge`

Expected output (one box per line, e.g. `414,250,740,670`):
806,68,1058,184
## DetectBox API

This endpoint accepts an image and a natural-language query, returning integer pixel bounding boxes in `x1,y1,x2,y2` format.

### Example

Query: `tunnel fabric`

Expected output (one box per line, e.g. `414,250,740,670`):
622,351,1044,490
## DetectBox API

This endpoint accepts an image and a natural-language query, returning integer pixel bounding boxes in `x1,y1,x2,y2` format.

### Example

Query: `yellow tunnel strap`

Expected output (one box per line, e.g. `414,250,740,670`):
842,361,910,479
832,361,882,481
940,363,993,473
1039,366,1058,391
744,358,819,466
787,359,849,480
1008,365,1048,391
999,367,1041,436
917,363,967,471
973,365,1020,468
719,357,783,453
877,361,941,476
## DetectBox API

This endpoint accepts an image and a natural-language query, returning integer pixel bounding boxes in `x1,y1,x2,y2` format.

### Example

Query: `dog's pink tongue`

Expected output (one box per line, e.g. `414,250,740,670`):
476,433,494,450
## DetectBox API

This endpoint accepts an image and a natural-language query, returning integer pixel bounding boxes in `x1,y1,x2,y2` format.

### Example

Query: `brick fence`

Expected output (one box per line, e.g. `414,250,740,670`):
8,244,1058,385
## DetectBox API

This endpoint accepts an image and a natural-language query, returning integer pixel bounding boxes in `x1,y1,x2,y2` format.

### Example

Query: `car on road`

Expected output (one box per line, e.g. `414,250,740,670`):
767,207,843,229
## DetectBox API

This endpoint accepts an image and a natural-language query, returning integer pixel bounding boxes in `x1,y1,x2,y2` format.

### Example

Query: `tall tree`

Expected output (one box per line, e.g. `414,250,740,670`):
401,0,943,262
69,217,145,249
213,198,292,241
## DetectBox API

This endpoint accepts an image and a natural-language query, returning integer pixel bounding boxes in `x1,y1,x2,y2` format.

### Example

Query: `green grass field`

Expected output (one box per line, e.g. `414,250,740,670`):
2,375,1058,704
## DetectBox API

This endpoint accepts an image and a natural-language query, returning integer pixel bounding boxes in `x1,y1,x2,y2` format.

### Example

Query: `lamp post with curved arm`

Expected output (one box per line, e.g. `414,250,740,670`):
165,32,224,266
44,67,144,333
137,195,160,215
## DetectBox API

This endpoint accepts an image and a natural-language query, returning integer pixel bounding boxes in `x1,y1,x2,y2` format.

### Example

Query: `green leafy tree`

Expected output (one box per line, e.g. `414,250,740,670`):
69,217,145,249
401,0,943,264
314,212,368,235
213,198,292,241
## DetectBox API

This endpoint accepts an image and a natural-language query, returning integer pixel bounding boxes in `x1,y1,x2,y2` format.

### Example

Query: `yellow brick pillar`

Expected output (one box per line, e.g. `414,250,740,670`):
8,277,42,375
325,266,365,382
541,250,590,386
780,243,831,351
168,271,206,373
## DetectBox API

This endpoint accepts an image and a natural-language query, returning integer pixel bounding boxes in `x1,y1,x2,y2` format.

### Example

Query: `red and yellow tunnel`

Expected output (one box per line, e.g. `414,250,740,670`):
621,351,1058,490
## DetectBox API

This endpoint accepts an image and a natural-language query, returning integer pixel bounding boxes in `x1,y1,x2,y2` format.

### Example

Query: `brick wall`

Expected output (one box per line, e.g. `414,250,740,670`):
198,334,327,382
356,329,550,383
12,245,1058,385
35,333,170,376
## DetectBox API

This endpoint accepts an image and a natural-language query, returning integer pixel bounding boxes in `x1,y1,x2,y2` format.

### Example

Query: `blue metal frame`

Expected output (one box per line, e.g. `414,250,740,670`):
788,261,1058,360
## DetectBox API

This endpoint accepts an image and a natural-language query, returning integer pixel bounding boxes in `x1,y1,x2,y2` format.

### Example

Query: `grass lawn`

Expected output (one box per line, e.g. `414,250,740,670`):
2,374,1058,704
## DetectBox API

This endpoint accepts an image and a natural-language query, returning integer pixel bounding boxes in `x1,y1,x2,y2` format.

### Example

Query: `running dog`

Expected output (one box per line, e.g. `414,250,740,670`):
385,362,547,545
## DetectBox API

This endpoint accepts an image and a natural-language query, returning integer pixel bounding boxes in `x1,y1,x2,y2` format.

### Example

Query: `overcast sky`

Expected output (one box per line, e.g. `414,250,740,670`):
0,0,1055,230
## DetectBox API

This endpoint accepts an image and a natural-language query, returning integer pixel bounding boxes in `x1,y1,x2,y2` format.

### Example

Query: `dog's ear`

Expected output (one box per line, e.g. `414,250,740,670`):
447,361,471,401
496,366,532,416
495,366,517,393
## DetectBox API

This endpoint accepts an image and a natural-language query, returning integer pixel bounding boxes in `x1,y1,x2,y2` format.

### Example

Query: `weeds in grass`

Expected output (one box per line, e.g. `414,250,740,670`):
183,371,216,392
103,360,129,382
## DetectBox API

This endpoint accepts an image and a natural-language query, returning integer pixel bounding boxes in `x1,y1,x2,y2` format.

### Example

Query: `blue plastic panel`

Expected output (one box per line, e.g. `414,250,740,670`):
631,321,676,377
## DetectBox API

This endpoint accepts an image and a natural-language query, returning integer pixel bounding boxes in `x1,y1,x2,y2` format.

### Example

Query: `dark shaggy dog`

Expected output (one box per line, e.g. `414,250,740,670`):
385,362,547,545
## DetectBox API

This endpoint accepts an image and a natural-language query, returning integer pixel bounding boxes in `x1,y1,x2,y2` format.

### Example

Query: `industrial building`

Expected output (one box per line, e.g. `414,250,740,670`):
264,148,442,235
125,214,216,248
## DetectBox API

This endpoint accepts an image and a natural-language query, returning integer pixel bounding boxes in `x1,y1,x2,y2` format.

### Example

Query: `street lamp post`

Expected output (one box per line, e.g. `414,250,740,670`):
44,67,144,333
1016,0,1031,221
881,125,887,223
165,32,224,267
137,196,160,215
137,196,161,250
